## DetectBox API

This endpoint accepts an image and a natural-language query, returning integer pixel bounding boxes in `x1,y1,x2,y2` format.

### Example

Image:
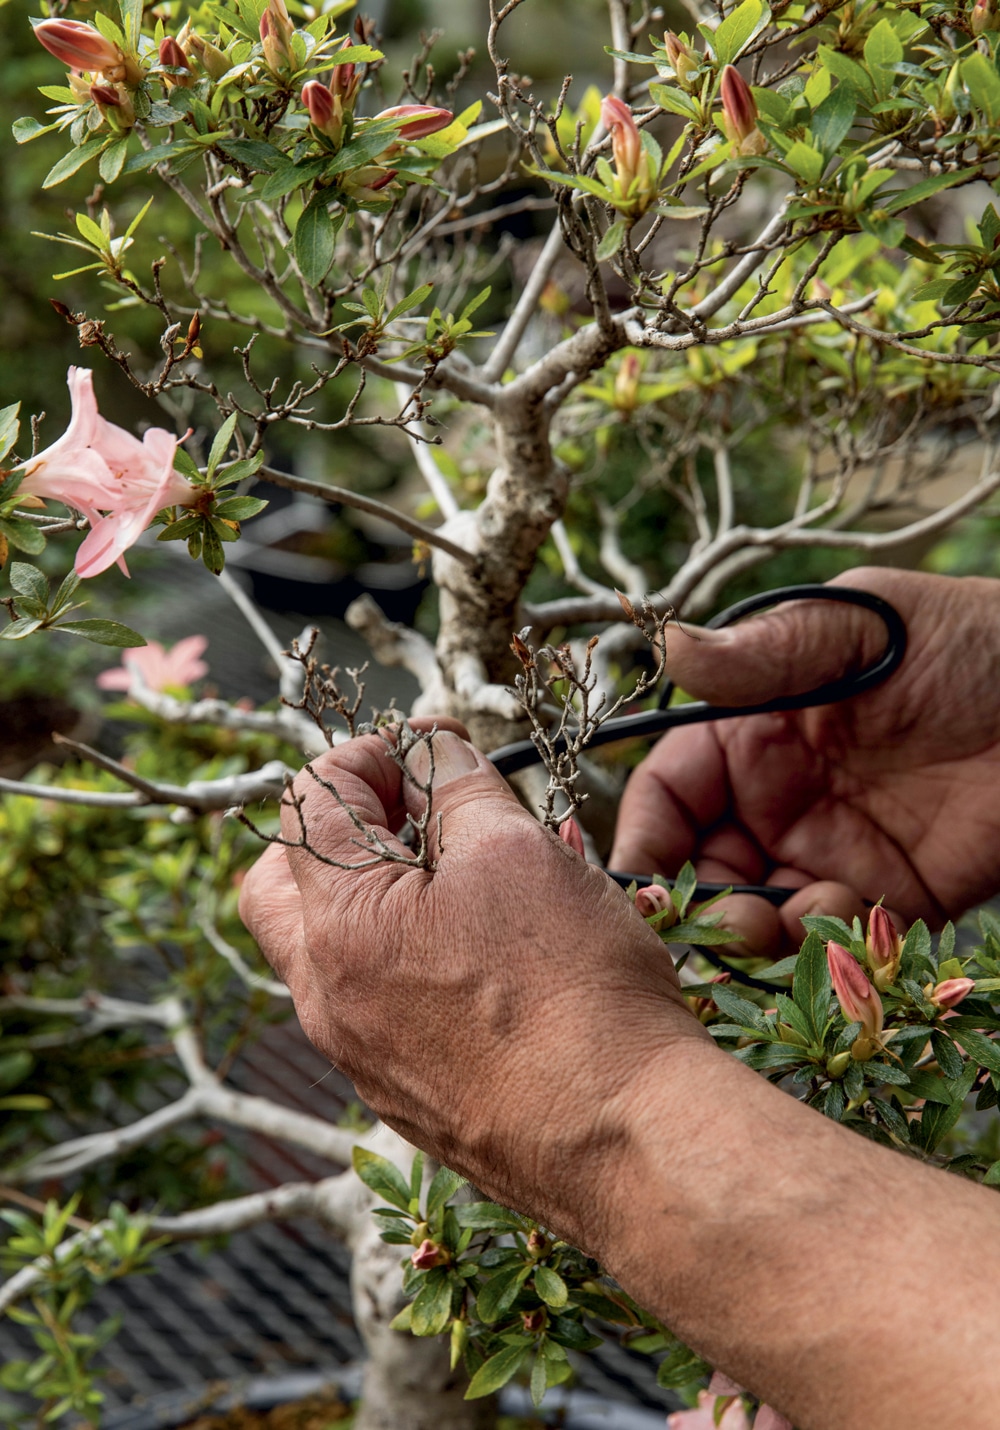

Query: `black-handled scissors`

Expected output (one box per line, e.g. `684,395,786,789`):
488,583,907,911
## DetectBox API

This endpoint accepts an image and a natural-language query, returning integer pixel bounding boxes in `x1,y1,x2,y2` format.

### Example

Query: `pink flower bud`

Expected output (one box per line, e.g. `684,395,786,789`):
928,977,975,1010
183,29,232,80
663,31,697,85
331,35,362,107
827,942,883,1044
410,1238,449,1270
689,972,731,1023
90,82,135,127
601,93,643,188
614,352,642,413
260,0,295,75
559,817,585,857
635,883,677,926
302,79,335,130
971,0,999,33
865,905,901,991
719,65,767,156
33,18,122,74
158,36,194,87
375,104,454,139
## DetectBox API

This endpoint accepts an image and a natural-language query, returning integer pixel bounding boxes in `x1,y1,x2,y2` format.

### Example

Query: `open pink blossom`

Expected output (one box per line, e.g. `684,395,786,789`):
96,635,209,693
14,368,197,578
668,1389,750,1429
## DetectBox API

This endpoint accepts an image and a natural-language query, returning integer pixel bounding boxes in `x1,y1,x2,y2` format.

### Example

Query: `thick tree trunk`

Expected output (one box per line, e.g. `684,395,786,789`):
350,1217,496,1430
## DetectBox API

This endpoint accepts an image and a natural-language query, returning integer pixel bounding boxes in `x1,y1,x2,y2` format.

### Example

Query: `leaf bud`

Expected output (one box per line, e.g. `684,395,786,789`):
719,65,767,156
182,29,232,80
826,1050,851,1079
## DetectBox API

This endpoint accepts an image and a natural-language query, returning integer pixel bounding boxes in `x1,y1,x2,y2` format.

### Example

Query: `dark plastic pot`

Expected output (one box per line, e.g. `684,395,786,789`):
101,1365,672,1430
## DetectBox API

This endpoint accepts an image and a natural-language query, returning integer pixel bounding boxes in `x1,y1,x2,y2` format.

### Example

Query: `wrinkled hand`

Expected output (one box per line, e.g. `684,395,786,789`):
610,567,1000,953
239,727,704,1246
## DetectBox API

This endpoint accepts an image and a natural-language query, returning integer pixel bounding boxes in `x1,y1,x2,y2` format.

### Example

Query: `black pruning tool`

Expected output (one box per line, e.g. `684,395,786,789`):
487,584,907,982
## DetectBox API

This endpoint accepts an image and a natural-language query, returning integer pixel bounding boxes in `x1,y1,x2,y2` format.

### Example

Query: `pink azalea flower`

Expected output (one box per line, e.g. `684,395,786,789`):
96,635,209,693
374,104,454,139
14,368,197,578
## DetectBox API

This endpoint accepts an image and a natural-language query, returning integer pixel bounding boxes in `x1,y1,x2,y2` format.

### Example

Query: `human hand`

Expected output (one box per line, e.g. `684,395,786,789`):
610,568,1000,953
238,727,706,1249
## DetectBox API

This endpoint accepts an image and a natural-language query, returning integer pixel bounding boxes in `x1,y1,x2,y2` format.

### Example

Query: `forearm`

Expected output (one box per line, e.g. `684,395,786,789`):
591,1039,1000,1430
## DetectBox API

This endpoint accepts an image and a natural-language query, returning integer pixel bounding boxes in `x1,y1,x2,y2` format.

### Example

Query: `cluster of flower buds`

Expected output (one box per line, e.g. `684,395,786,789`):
663,32,698,89
260,0,296,76
176,21,231,82
301,37,364,147
826,942,884,1061
719,66,767,158
600,95,659,217
865,905,902,991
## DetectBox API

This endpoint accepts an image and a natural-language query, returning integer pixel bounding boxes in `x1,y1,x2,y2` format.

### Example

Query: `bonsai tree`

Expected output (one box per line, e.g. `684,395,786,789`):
4,0,1000,1425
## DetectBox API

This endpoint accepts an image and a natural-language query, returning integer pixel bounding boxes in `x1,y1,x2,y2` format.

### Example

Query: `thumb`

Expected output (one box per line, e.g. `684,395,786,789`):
402,729,529,845
663,587,892,707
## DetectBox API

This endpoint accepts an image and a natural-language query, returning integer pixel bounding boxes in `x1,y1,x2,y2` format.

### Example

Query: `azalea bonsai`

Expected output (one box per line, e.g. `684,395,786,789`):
3,0,1000,1426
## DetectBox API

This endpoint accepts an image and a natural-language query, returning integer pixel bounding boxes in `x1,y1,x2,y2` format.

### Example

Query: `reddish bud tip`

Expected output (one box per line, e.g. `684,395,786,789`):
33,18,122,73
827,941,883,1042
601,93,643,186
559,817,586,857
158,36,190,69
410,1238,449,1270
302,79,335,129
635,883,676,924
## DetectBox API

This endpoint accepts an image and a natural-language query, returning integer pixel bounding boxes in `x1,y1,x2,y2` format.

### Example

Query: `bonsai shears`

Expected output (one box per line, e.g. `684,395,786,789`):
488,583,908,908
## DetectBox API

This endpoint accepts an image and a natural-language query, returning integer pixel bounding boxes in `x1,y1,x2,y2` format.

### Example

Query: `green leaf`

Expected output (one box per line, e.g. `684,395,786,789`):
863,19,903,83
426,1166,465,1216
817,45,874,103
900,920,933,981
8,561,48,604
0,402,20,465
596,220,627,261
710,0,766,66
43,138,107,190
963,52,1000,125
410,1269,453,1336
823,1080,845,1121
710,983,770,1032
984,1160,1000,1187
649,83,698,120
0,617,43,640
533,1265,569,1309
207,412,239,479
476,1263,531,1323
784,140,826,186
294,197,337,287
55,619,147,647
213,496,267,521
883,169,977,216
671,863,698,917
352,1147,412,1211
810,85,856,159
217,138,285,172
99,137,130,184
0,519,46,555
793,930,831,1043
465,1342,529,1399
530,1351,547,1408
12,116,60,145
454,1202,531,1232
950,1027,1000,1079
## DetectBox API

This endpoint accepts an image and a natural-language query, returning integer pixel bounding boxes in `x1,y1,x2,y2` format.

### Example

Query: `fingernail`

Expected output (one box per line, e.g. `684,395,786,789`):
405,730,480,787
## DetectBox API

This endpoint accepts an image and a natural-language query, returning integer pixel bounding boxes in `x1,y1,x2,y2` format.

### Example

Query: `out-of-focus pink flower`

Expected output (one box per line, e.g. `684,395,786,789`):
719,65,767,156
410,1238,449,1270
635,882,676,925
14,367,197,578
614,352,642,413
97,635,209,693
668,1389,751,1429
927,977,976,1010
559,817,585,857
865,905,902,991
827,941,883,1058
375,104,454,139
753,1406,793,1430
